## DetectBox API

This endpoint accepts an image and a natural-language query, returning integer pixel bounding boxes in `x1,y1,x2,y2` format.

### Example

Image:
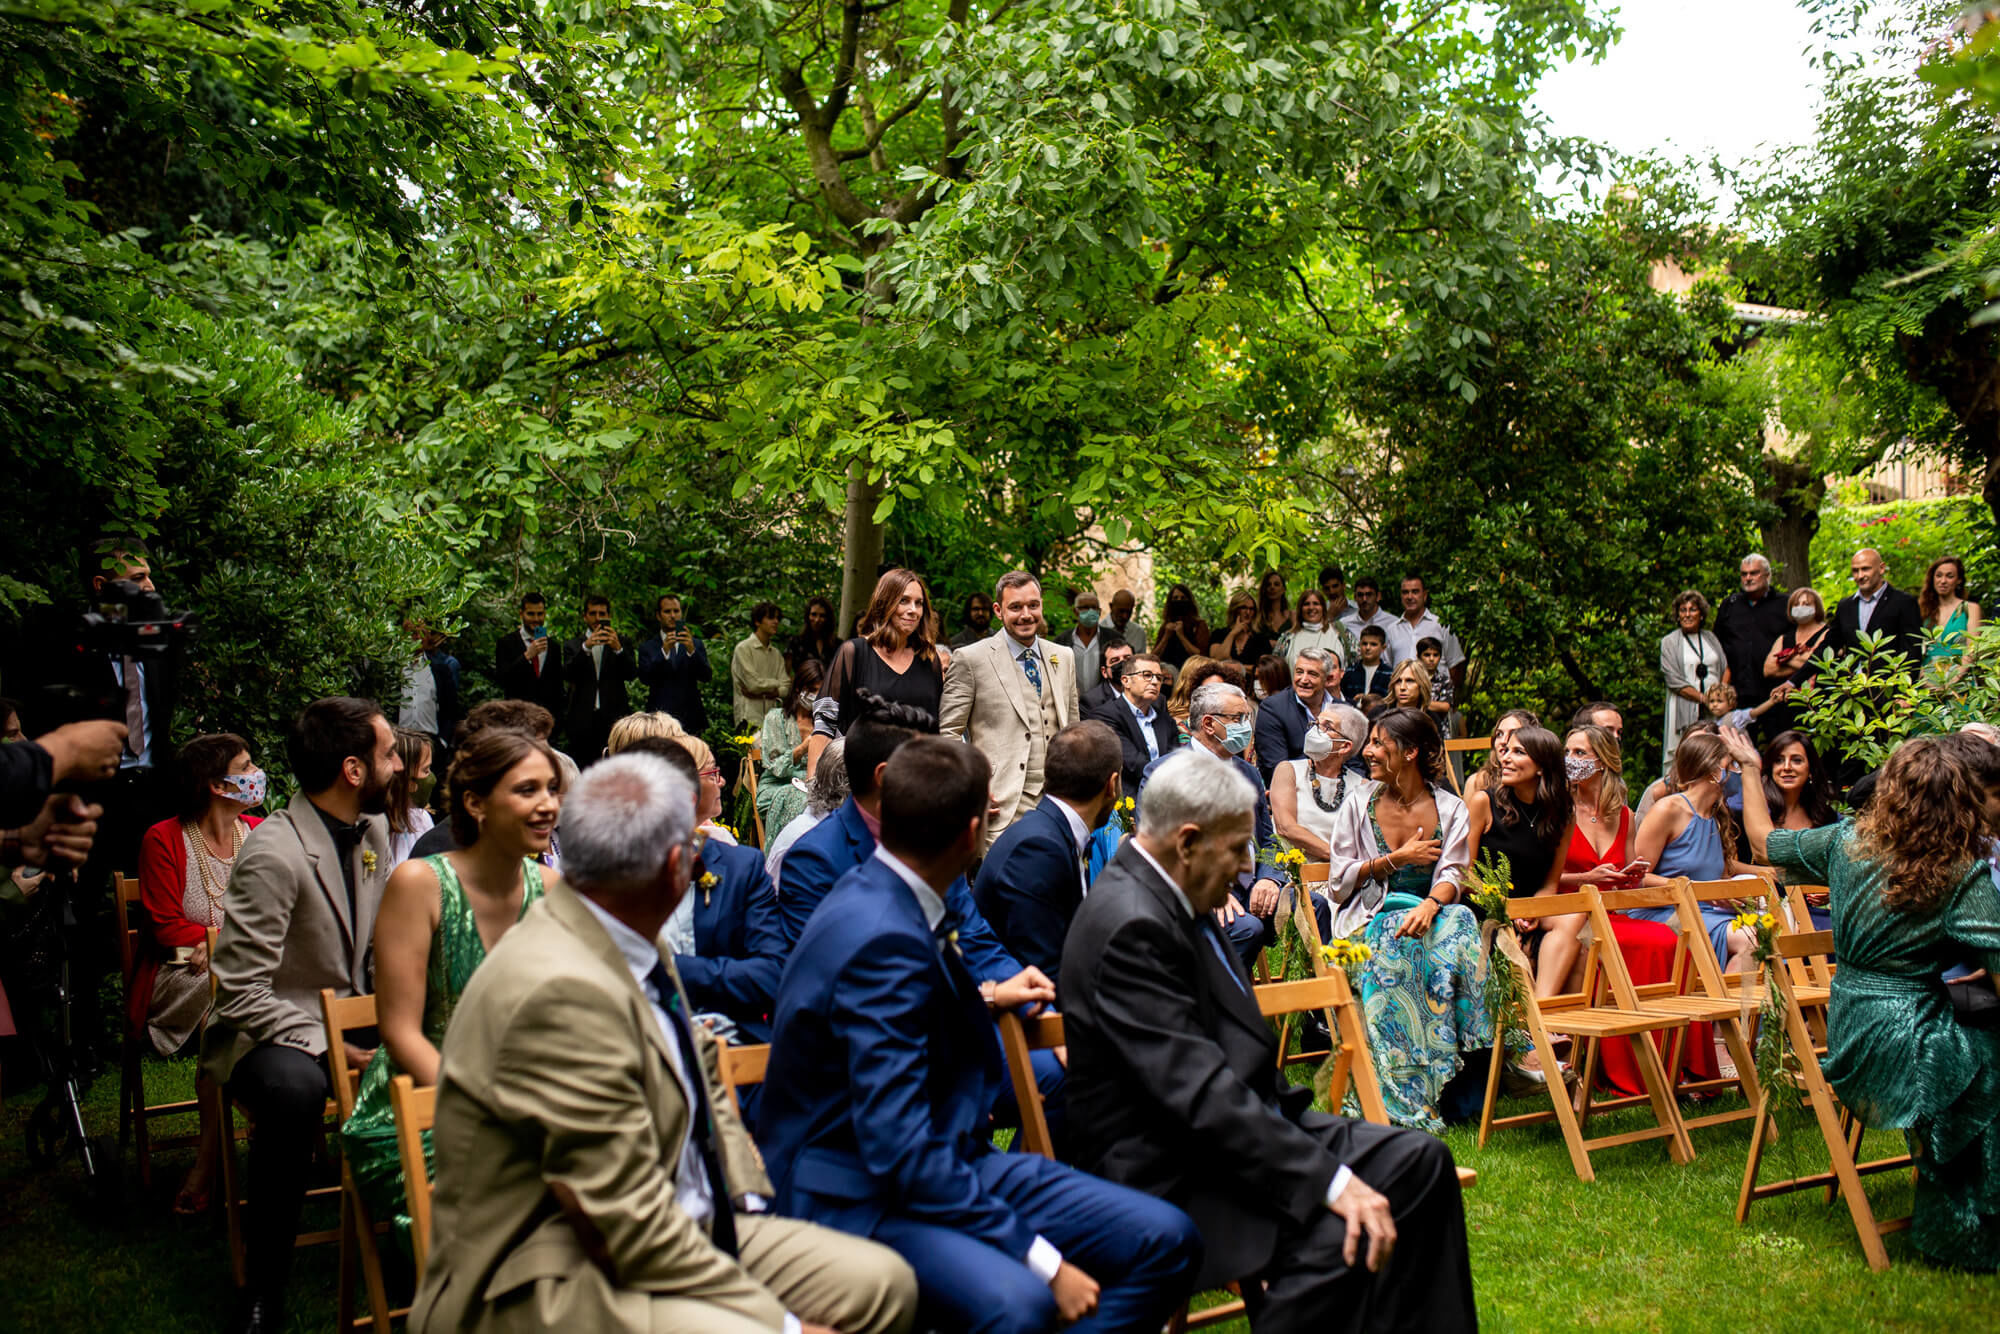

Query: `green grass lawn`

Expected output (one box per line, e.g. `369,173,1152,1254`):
0,1050,1991,1332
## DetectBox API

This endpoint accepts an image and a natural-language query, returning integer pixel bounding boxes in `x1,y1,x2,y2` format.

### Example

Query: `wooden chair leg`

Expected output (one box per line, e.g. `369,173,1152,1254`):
1630,1028,1696,1166
337,1182,357,1334
1736,1089,1775,1224
213,1085,248,1288
1476,1029,1506,1149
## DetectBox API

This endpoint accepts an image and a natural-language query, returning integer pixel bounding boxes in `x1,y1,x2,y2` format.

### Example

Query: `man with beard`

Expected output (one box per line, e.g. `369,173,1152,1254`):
203,697,403,1334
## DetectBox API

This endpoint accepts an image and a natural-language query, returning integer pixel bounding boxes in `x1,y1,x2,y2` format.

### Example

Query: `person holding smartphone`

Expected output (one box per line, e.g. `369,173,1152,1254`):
493,590,565,721
562,592,634,763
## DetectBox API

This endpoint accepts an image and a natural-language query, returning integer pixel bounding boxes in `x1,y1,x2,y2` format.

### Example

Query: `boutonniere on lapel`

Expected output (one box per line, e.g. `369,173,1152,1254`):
699,870,718,905
1047,652,1060,670
361,849,379,876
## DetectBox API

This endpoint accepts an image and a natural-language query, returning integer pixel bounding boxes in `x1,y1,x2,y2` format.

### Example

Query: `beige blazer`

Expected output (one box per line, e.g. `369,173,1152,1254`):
938,632,1080,836
409,880,781,1334
201,802,390,1086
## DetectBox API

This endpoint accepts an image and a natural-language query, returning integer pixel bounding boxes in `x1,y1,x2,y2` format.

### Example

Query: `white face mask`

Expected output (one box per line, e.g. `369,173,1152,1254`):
1790,604,1814,623
1303,729,1336,760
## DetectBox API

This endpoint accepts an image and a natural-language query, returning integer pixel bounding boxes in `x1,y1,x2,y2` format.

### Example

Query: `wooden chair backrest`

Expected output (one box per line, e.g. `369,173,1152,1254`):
112,872,142,989
718,1042,771,1114
996,1011,1068,1159
1780,885,1836,988
319,989,378,1119
1445,736,1493,795
1301,861,1331,887
1674,880,1772,999
389,1074,437,1279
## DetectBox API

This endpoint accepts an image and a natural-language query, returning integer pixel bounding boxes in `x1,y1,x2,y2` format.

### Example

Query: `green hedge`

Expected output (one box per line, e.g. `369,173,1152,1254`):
1807,489,1998,602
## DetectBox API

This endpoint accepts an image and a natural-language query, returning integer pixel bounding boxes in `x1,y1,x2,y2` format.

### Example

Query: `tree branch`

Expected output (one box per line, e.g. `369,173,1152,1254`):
837,82,931,161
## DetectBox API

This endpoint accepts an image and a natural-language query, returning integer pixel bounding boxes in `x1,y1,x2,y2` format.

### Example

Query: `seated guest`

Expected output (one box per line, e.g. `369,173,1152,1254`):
1138,682,1288,971
340,728,560,1251
1318,708,1490,1130
384,726,435,870
1269,701,1369,931
975,721,1123,989
408,698,560,860
1569,700,1625,746
1341,625,1392,700
1253,646,1334,785
1729,726,2000,1273
756,660,823,843
759,738,1202,1334
1062,747,1476,1331
1215,589,1273,667
135,731,266,1215
1163,655,1229,737
766,737,847,885
606,707,687,752
676,731,736,845
1086,651,1180,795
1083,638,1135,713
1760,729,1840,926
1462,708,1539,798
1626,731,1769,974
1252,652,1291,703
203,698,402,1334
409,754,917,1334
1633,718,1719,821
1153,583,1212,670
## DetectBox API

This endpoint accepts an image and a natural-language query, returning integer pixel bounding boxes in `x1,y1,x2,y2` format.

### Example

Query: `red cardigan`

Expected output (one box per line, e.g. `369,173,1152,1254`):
129,813,262,1038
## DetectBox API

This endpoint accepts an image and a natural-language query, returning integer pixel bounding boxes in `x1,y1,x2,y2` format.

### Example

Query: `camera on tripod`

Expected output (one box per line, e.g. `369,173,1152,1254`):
72,578,198,662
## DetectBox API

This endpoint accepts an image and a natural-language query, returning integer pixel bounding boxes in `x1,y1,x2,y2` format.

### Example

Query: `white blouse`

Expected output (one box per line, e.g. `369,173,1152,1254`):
1318,779,1472,940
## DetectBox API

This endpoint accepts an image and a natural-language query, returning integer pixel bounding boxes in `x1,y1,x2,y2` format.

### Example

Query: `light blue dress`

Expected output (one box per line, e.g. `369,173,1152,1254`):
1624,793,1735,963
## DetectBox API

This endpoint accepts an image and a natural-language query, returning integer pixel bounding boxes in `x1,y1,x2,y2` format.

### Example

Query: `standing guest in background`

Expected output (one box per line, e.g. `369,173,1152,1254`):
788,594,840,674
1254,646,1333,785
340,727,559,1255
1385,575,1466,697
1056,589,1109,695
635,593,712,736
1658,589,1727,774
1252,653,1291,704
1342,625,1392,700
731,600,789,732
407,752,919,1334
975,721,1124,989
1163,656,1229,736
1215,590,1273,668
1140,683,1287,970
1727,726,2000,1274
1106,588,1150,653
1316,565,1362,663
1254,569,1294,644
1063,746,1477,1331
1714,554,1790,733
1416,637,1454,739
384,727,435,869
204,698,401,1334
1387,659,1432,716
1569,701,1625,746
395,614,460,759
1920,554,1983,671
135,732,265,1215
1280,589,1347,675
1087,652,1181,796
493,591,565,721
756,660,823,844
760,738,1201,1334
1339,577,1401,663
1831,546,1924,664
561,592,633,765
951,590,995,648
1760,586,1832,737
1083,639,1135,713
939,571,1081,850
765,737,846,886
1153,583,1212,670
810,570,945,772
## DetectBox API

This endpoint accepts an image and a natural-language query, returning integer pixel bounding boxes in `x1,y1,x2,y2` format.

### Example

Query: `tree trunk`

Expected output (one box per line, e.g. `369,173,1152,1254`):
1755,447,1825,590
837,463,885,636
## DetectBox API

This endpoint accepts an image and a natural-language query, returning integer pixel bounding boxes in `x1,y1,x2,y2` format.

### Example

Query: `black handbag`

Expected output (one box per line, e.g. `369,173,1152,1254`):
1946,976,2000,1030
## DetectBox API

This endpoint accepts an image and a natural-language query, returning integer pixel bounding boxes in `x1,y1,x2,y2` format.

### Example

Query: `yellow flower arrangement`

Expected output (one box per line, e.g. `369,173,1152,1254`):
1319,939,1372,970
361,849,378,875
1274,847,1308,870
1730,909,1778,935
731,734,757,747
699,872,719,890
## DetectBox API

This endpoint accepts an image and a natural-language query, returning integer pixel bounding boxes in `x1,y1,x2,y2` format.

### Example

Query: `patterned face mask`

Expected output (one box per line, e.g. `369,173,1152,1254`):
1563,755,1598,782
222,768,268,806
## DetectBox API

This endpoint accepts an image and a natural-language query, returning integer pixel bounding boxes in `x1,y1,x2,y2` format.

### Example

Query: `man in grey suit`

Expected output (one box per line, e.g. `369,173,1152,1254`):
203,697,403,1334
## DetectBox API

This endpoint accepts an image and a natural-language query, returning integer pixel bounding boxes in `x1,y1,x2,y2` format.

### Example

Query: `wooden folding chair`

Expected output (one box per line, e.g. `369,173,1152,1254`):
718,1042,770,1114
112,872,202,1188
1735,930,1912,1270
389,1075,437,1283
1442,736,1491,796
320,990,403,1332
1273,868,1337,1070
1777,883,1835,1044
739,744,766,847
1476,891,1694,1182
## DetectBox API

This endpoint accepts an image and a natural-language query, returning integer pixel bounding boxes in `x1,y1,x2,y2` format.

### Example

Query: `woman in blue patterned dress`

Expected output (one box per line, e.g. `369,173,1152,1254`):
1320,706,1491,1130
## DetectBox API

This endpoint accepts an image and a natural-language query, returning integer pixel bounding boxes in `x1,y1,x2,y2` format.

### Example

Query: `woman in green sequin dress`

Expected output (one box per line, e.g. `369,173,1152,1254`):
1729,726,2000,1270
339,728,563,1248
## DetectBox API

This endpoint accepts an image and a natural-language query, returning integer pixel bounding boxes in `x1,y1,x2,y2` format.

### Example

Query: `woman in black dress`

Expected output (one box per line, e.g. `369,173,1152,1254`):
807,568,944,771
1760,586,1831,736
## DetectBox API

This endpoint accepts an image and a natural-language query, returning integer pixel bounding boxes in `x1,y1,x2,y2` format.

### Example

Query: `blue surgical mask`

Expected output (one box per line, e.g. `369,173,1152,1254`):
222,769,268,807
1222,719,1254,755
1078,609,1101,627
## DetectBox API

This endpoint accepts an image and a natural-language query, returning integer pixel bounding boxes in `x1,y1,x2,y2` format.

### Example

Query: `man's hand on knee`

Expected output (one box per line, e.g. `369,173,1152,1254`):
1329,1175,1397,1273
1050,1260,1100,1323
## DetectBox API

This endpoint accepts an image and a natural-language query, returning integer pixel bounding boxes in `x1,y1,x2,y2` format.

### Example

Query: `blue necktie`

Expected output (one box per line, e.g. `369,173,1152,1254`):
1019,648,1043,696
1199,919,1250,996
644,960,740,1258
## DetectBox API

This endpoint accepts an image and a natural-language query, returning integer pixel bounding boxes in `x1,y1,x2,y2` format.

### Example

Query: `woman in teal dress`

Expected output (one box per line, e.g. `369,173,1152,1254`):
1920,554,1981,670
1727,725,2000,1270
755,661,821,842
340,727,563,1247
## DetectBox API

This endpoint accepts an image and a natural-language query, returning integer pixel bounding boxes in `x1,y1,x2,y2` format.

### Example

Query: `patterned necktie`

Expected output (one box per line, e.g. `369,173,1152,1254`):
643,960,740,1257
1198,917,1251,996
120,656,144,758
1019,647,1043,696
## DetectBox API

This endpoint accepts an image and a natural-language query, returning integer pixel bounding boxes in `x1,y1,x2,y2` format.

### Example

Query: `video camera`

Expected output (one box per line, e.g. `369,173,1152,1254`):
72,578,198,661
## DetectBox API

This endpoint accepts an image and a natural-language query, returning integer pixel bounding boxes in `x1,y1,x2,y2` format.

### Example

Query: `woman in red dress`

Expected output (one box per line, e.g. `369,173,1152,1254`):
1556,723,1713,1095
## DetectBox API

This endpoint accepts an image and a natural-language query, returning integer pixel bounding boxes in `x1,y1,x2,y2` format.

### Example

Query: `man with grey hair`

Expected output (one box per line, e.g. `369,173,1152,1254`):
1253,645,1335,785
1062,747,1476,1332
1714,551,1789,735
411,753,917,1334
765,736,847,884
1138,681,1286,969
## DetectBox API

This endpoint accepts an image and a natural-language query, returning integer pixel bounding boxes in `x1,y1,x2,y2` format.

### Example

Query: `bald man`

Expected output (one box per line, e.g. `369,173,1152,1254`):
1830,547,1923,665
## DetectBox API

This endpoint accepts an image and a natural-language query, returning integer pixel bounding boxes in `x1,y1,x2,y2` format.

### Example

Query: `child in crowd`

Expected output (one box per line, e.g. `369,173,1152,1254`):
1417,635,1454,740
1342,625,1392,698
1354,692,1387,718
1704,680,1781,735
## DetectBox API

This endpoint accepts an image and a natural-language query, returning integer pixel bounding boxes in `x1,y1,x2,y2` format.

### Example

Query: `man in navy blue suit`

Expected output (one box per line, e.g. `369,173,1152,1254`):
1252,647,1334,785
1083,652,1181,796
633,593,712,734
974,720,1123,990
760,738,1202,1334
1138,681,1285,971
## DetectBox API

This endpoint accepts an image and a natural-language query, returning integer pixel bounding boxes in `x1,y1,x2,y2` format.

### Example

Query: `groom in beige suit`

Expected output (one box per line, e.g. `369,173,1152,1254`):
411,752,914,1334
204,696,402,1334
939,571,1081,852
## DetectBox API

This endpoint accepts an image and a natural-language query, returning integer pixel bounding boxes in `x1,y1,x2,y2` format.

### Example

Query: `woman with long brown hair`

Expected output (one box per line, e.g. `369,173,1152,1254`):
1214,589,1270,666
1163,654,1228,734
1920,554,1982,671
1728,726,2000,1272
807,568,943,771
1625,730,1770,971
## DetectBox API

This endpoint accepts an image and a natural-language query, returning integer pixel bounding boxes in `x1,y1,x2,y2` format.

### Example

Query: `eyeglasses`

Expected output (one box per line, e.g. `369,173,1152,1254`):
1128,670,1165,682
699,767,722,781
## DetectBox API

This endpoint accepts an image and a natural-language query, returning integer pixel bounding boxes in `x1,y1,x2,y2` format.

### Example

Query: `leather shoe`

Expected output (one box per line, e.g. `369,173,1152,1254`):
228,1293,284,1334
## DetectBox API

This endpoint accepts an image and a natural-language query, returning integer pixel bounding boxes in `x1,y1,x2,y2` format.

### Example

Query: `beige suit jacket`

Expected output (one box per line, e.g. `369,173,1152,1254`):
938,632,1079,839
409,879,781,1334
201,802,390,1086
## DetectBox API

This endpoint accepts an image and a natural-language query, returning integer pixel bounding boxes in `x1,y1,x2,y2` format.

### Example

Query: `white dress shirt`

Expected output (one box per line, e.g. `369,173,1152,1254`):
400,654,439,736
1126,696,1162,762
1855,584,1885,633
1048,796,1092,895
1383,610,1465,671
